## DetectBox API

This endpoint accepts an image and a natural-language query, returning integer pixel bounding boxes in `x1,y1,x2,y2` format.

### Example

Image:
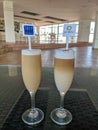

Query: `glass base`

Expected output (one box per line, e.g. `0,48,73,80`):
22,108,44,125
50,108,72,125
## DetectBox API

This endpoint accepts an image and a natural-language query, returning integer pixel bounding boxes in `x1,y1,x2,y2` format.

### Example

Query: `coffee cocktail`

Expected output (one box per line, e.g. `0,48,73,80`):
22,50,41,92
51,49,74,125
21,49,44,125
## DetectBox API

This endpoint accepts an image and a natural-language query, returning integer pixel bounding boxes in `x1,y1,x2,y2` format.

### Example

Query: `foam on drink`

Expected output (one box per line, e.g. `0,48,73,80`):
22,49,41,92
55,49,74,59
54,49,74,94
22,49,41,55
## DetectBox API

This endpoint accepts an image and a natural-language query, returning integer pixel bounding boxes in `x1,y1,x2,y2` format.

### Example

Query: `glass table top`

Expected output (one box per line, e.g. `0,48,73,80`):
0,65,98,130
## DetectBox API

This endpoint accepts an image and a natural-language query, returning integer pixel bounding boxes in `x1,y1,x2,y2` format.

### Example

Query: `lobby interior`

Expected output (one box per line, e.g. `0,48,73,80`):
0,0,98,129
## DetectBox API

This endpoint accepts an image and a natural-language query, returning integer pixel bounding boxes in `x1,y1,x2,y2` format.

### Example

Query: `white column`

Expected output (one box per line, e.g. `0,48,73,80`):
36,26,40,43
3,0,15,43
93,12,98,49
78,20,90,42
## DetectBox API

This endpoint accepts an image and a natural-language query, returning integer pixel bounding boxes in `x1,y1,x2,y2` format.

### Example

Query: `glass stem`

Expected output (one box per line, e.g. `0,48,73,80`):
30,91,35,110
60,92,65,109
29,91,38,118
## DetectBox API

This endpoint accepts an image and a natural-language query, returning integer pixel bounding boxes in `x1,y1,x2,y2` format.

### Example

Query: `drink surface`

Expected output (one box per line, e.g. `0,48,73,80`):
22,49,41,92
54,50,74,94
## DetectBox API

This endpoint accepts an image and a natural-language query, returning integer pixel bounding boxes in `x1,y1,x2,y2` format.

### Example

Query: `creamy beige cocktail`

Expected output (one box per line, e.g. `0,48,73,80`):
51,49,74,125
54,50,74,94
22,49,41,92
21,49,44,126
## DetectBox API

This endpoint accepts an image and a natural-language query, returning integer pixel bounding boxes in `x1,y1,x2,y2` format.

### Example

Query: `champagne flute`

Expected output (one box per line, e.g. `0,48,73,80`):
21,49,44,125
51,49,74,125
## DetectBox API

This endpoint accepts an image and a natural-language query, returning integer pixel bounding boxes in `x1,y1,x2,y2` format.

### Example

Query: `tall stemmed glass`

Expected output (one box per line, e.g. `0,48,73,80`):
51,49,74,125
21,49,44,125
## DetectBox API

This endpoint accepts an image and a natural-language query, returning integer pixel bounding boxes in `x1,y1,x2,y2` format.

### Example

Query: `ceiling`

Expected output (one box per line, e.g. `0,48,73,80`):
0,0,98,26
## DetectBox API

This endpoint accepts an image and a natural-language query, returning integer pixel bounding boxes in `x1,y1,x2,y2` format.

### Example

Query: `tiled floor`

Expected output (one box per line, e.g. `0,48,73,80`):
0,46,98,68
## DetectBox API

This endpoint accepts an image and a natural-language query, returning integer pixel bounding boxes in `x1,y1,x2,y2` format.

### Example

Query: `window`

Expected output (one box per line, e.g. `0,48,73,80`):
89,21,95,43
39,22,79,44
